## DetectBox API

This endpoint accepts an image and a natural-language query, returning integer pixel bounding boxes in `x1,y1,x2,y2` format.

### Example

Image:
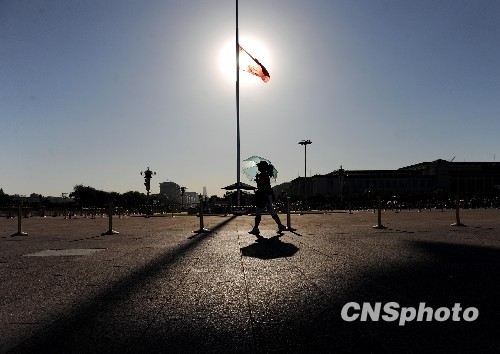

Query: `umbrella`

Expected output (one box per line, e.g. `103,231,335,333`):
242,156,278,182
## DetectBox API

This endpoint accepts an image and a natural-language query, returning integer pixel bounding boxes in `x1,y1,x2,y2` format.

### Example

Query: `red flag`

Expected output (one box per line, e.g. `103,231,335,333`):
239,45,270,83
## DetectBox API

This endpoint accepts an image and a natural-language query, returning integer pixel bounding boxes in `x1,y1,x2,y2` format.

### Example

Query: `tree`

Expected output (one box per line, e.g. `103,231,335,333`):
0,189,12,207
70,185,111,207
121,191,147,208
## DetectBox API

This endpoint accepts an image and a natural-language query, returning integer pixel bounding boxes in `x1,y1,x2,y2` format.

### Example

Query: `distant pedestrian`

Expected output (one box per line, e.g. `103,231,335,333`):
249,161,287,236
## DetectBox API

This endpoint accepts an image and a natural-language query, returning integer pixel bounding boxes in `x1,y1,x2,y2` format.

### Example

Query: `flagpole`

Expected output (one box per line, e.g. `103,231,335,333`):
236,0,241,206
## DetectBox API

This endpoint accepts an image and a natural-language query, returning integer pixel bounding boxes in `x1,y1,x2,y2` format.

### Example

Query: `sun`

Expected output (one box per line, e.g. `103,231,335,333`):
218,36,271,84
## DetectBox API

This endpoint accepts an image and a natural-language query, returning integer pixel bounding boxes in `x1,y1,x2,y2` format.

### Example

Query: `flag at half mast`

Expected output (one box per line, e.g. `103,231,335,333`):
239,45,270,83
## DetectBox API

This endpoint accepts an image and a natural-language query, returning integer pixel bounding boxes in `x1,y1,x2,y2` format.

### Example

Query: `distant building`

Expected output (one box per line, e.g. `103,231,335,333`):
276,159,500,200
400,160,500,196
12,193,43,204
184,192,199,206
159,182,181,204
45,196,75,205
272,182,292,198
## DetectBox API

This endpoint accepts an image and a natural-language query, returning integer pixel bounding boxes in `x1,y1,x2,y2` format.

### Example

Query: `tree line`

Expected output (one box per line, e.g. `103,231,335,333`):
0,185,176,209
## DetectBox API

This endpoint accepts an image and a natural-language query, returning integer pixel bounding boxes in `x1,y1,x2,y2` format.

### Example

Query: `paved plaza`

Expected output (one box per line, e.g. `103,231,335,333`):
1,209,499,353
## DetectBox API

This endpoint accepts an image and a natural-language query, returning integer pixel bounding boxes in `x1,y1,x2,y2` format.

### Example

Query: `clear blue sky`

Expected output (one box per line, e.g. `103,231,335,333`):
2,0,499,197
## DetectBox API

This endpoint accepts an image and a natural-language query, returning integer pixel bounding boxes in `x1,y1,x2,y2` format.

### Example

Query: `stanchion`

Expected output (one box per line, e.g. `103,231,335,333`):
373,196,387,229
11,202,28,236
286,197,297,231
451,195,466,227
193,200,210,233
102,203,119,235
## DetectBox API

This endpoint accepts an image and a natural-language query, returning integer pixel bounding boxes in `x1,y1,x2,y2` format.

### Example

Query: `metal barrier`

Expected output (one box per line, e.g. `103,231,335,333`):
193,200,210,233
102,203,119,235
373,196,387,229
451,195,466,227
286,197,296,231
11,202,28,236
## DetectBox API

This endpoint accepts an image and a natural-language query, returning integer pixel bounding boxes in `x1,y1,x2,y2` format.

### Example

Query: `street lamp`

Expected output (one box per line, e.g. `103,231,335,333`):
339,165,345,205
140,167,156,196
180,186,187,210
298,139,312,205
140,167,156,217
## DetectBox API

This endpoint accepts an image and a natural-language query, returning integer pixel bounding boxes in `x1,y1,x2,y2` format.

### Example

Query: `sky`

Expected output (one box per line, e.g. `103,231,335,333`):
1,0,500,198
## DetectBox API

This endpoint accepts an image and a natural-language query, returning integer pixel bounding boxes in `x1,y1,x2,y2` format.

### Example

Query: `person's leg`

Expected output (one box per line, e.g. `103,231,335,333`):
268,196,286,231
255,214,262,228
249,207,262,234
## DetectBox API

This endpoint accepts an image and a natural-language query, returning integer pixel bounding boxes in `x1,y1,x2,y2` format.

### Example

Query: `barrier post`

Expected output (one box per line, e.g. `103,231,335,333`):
193,199,210,233
286,197,297,231
11,202,28,236
102,203,119,235
373,196,387,229
451,195,466,227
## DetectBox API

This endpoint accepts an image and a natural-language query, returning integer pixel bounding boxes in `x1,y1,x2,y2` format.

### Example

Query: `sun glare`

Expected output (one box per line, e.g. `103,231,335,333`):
218,36,271,84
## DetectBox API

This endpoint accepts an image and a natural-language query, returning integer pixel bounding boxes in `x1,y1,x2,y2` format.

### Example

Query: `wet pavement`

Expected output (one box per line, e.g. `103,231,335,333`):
1,209,499,353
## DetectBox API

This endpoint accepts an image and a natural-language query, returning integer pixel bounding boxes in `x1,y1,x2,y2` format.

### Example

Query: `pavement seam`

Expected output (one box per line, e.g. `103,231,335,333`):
289,235,337,261
128,216,239,352
127,253,200,353
10,217,237,352
237,226,259,354
281,248,334,303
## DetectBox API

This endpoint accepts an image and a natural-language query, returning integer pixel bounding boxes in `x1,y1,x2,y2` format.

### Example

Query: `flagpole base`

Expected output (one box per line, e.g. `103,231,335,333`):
102,230,119,236
450,222,466,227
372,224,387,229
11,231,28,237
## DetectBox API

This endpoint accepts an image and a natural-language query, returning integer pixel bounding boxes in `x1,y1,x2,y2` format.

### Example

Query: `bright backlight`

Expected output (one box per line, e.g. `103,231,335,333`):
218,36,270,84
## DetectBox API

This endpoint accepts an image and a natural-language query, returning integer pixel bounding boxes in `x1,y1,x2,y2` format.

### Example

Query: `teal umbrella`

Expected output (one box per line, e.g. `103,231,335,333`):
242,156,278,182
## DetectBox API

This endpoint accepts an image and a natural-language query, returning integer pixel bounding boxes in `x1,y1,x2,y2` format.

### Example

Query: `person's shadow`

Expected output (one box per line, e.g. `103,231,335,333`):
240,236,299,259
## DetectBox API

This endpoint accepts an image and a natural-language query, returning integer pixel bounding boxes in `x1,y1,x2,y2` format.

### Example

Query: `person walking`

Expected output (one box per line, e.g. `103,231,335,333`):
249,160,287,236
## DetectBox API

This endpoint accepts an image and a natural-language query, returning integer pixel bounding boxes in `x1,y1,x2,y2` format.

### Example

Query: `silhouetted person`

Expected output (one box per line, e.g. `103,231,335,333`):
249,161,286,236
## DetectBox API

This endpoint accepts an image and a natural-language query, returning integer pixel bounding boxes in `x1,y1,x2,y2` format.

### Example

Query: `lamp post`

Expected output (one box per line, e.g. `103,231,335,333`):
140,167,156,196
298,139,312,206
339,165,345,206
140,167,156,216
180,186,187,210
